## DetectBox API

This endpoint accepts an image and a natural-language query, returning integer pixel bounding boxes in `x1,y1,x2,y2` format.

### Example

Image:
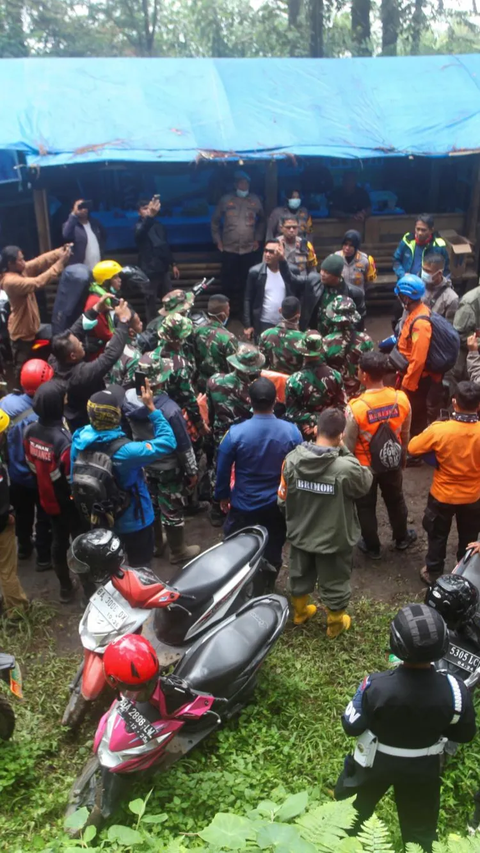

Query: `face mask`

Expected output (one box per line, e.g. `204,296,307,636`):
421,269,435,285
236,189,248,198
288,198,301,210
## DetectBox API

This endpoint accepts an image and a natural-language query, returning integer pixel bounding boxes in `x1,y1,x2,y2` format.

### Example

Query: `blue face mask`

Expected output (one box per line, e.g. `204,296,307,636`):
236,189,249,198
288,198,301,210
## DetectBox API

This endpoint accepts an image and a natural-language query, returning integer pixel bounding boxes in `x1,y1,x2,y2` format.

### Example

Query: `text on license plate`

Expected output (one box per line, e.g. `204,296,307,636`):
117,697,158,744
444,642,480,674
91,587,128,630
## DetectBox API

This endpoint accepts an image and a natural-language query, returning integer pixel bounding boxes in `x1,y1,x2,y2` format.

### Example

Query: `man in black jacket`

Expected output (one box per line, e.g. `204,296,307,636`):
300,253,366,333
51,297,132,432
243,240,307,341
135,196,180,323
62,200,106,269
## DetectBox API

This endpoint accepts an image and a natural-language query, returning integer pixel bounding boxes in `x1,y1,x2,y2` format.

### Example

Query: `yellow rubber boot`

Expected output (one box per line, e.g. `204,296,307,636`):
326,609,352,639
291,595,317,625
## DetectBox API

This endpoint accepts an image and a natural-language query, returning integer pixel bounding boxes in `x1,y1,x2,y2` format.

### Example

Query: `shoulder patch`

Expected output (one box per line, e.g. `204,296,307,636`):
296,479,335,495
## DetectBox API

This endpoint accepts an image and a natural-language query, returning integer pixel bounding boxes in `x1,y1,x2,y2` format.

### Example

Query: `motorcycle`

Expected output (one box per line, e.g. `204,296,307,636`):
65,594,288,832
0,653,23,741
62,526,272,730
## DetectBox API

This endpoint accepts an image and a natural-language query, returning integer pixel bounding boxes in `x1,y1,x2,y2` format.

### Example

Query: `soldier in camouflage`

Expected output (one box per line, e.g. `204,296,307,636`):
259,296,305,375
105,311,144,387
125,351,201,563
147,288,194,332
157,313,208,437
193,294,238,387
285,331,348,437
323,296,374,397
207,344,265,526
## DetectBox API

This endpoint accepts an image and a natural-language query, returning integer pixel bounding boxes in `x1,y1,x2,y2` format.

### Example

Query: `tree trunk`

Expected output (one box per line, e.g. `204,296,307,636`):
309,0,323,57
351,0,371,56
381,0,399,56
410,0,424,54
288,0,302,26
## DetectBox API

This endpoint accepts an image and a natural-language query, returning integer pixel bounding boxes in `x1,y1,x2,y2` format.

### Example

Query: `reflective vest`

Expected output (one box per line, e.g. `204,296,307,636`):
349,387,411,466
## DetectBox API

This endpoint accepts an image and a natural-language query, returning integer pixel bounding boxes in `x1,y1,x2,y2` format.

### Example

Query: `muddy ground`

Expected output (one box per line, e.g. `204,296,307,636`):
13,309,460,654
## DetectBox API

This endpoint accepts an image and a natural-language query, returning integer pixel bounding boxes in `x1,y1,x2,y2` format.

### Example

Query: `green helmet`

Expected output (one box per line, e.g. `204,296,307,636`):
293,330,325,360
159,289,194,317
159,312,193,341
137,350,173,390
325,295,361,328
227,344,265,375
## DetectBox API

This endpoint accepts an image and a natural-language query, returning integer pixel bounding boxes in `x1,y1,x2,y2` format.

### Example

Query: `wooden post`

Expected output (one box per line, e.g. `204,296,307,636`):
265,159,278,218
33,188,52,253
467,155,480,244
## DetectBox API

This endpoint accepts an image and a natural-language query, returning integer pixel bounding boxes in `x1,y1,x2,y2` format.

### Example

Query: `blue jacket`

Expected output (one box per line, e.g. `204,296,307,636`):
123,389,196,476
0,392,37,487
71,409,176,534
215,414,302,511
393,232,450,279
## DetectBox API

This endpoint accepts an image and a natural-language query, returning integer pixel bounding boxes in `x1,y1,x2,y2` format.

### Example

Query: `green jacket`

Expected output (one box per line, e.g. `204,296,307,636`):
453,284,480,343
278,443,373,553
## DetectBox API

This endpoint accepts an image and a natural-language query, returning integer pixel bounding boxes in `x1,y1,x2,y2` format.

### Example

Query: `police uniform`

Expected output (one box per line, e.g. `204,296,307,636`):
323,296,374,398
278,235,317,274
336,655,475,851
285,332,348,437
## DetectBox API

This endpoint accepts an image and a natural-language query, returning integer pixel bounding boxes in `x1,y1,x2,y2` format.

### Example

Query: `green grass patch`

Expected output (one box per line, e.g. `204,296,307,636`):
0,597,478,851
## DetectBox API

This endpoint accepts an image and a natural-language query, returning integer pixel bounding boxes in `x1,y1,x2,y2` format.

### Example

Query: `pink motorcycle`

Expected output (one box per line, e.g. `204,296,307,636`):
66,594,288,830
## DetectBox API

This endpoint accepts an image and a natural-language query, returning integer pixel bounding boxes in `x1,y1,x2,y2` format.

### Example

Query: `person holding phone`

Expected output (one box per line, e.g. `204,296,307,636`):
62,199,106,269
135,195,180,323
83,259,124,358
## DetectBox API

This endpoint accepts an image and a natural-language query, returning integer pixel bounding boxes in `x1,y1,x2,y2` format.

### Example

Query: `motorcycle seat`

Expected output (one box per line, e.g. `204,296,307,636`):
174,600,279,698
169,531,263,607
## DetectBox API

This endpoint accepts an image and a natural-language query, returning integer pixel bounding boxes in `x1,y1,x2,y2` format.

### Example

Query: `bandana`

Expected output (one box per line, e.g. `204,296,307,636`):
452,412,479,423
87,400,122,431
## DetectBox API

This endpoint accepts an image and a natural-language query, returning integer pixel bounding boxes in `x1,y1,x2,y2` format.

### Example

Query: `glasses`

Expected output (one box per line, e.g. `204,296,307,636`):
264,248,276,254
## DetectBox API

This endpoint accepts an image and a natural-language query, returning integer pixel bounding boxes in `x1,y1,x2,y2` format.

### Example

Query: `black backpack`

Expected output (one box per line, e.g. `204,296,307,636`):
72,437,131,528
361,395,403,474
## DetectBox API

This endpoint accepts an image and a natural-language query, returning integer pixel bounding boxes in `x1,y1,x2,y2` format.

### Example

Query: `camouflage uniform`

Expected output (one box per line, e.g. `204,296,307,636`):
194,318,238,382
259,320,305,375
323,296,374,398
316,287,341,336
157,314,204,432
134,353,196,527
207,345,265,445
146,289,194,333
105,340,142,388
285,331,348,436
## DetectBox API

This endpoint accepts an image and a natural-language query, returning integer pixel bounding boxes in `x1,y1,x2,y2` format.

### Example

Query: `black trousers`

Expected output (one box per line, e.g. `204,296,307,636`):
10,482,51,563
221,250,260,318
405,376,444,438
356,468,408,552
11,340,35,387
50,503,85,590
121,523,154,568
223,502,286,569
335,763,440,852
423,492,480,576
144,272,171,324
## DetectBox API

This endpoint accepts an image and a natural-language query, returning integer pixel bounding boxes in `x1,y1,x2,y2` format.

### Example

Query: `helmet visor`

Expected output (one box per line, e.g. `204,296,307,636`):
116,677,158,703
67,545,90,575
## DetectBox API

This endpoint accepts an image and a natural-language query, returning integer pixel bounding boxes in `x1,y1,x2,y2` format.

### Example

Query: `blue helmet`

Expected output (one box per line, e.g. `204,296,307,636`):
394,274,425,301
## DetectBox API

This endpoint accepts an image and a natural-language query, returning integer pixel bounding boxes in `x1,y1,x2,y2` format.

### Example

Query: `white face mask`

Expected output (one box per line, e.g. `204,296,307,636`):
421,269,435,285
288,198,301,210
236,189,249,198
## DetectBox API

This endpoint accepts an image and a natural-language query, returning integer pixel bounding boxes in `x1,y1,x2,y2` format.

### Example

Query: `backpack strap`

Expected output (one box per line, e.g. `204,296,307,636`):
408,314,432,339
8,407,34,428
429,284,450,312
446,674,463,725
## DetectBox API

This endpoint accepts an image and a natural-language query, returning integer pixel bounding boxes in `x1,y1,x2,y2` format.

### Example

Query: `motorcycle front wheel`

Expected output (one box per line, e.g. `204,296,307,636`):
0,694,15,740
66,756,130,837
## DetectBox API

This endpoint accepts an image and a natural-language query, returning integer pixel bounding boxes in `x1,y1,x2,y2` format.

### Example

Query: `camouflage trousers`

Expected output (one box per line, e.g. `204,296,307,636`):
146,469,187,529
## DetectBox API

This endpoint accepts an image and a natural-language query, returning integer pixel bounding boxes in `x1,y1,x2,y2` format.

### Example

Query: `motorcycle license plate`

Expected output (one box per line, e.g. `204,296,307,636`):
117,697,158,744
90,587,129,630
444,642,480,674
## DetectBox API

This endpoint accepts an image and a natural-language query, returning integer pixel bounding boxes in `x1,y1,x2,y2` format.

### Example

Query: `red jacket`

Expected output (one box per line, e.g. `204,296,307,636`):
24,421,72,515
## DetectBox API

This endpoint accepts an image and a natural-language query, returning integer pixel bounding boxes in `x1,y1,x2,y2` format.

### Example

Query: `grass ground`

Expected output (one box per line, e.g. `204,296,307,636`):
1,596,479,852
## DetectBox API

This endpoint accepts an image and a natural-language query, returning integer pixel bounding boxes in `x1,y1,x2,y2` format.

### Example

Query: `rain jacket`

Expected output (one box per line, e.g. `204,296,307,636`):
0,392,37,487
70,410,176,534
393,233,450,279
278,442,372,553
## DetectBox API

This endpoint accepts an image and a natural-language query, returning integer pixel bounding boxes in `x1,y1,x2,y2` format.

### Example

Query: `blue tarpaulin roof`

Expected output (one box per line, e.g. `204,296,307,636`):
1,55,480,166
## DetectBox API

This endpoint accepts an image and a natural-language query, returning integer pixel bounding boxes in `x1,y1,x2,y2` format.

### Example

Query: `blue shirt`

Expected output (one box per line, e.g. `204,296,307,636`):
215,414,302,511
0,392,37,487
411,243,424,276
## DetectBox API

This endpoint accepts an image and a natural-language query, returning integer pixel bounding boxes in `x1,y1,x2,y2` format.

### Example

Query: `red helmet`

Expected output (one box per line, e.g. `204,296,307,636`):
20,359,54,396
103,634,159,695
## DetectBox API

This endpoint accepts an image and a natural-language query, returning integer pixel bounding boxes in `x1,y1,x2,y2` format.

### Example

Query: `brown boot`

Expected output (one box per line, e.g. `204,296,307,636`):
166,526,201,565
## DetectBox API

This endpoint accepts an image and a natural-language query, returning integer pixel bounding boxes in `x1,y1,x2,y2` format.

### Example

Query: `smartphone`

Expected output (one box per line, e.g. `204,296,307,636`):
78,200,92,210
109,296,120,307
152,194,160,202
135,371,147,396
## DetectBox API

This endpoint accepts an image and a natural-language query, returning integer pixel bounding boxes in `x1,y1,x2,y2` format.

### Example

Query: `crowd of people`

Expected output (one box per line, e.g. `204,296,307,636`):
1,190,480,850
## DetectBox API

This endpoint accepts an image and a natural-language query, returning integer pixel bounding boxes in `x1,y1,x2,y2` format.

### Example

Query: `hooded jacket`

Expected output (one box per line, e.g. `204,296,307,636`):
0,391,37,487
123,389,196,476
300,278,366,332
278,443,372,552
70,408,176,534
24,382,73,515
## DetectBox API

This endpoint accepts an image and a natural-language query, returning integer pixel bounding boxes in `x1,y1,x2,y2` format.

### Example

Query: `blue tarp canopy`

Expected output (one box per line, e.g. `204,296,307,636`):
1,55,480,166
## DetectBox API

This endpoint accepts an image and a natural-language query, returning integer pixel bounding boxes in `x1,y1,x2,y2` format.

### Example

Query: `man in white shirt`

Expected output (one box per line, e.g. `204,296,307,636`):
62,199,105,269
244,240,306,340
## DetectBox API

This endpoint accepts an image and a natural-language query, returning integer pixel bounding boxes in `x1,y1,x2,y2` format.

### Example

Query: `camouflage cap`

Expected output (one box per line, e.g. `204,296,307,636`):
159,289,194,317
293,330,325,359
159,312,193,341
227,343,265,374
325,295,361,327
137,349,173,387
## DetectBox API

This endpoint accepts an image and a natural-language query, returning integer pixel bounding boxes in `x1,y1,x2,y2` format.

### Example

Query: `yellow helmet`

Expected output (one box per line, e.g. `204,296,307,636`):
0,409,10,434
92,260,123,286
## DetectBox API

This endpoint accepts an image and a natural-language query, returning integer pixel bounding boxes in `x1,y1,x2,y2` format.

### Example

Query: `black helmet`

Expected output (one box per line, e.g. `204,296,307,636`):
67,529,125,584
426,574,479,630
390,603,448,664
